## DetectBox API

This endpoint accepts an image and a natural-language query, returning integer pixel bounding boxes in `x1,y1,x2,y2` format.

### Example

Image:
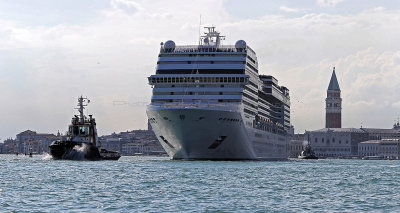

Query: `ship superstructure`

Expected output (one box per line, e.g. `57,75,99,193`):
147,27,290,160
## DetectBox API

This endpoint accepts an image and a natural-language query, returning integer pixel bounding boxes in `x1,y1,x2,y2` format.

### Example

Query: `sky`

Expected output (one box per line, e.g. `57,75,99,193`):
0,0,400,140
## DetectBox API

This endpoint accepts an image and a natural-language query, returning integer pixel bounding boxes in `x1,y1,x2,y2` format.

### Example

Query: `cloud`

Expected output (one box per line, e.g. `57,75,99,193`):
1,0,400,138
392,101,400,108
316,0,344,7
110,0,145,14
279,6,300,13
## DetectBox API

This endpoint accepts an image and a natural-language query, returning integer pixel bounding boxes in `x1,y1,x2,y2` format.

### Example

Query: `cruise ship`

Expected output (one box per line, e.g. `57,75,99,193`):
147,27,291,160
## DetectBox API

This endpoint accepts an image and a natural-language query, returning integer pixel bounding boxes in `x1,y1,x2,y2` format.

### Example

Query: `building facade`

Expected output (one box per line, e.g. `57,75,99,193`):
359,139,400,159
326,67,342,128
16,130,58,154
289,134,305,158
306,128,369,157
361,128,400,140
99,129,166,156
307,127,400,158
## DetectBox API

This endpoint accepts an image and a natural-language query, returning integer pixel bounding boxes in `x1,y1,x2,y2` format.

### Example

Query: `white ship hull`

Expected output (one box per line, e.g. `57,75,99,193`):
147,105,288,160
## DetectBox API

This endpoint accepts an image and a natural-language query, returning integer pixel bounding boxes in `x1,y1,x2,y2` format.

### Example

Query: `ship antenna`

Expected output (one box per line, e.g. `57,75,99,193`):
76,95,88,123
198,14,202,45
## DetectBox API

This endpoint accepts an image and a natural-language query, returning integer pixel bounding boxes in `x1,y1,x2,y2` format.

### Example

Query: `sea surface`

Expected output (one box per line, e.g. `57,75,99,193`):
1,155,399,212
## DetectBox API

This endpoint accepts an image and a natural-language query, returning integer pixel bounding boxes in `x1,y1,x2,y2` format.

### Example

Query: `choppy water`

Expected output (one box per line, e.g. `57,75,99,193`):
1,155,399,212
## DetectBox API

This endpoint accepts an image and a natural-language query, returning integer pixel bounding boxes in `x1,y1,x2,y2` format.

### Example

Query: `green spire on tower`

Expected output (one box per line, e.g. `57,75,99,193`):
328,67,340,91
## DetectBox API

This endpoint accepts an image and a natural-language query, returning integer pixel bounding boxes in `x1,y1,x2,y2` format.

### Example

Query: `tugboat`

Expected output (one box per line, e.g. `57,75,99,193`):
49,96,121,160
298,142,318,160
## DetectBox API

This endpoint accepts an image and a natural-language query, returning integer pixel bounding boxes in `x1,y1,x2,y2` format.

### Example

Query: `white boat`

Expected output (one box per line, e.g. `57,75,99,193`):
147,27,291,160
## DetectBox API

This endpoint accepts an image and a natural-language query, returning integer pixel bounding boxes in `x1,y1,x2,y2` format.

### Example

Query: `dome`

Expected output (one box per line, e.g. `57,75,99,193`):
164,40,175,50
235,40,247,50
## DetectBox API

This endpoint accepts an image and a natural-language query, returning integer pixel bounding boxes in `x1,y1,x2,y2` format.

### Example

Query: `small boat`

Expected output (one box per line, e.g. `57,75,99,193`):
362,156,383,160
298,143,318,160
49,96,121,161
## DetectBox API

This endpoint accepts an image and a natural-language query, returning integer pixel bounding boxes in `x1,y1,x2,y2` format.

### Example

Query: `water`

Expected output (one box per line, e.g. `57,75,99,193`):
1,155,399,212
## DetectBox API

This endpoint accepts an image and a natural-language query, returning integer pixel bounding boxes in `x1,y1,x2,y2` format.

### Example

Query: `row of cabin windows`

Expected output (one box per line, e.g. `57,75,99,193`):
248,80,258,89
157,61,245,64
243,92,258,102
314,137,349,144
150,77,248,84
243,86,258,96
243,100,258,109
154,91,242,96
253,120,286,135
151,99,241,103
246,62,258,73
247,55,256,64
162,53,242,57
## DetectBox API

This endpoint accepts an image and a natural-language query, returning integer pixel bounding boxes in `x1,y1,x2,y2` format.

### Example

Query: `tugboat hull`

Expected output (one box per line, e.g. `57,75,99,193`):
99,149,121,160
49,140,101,160
298,155,318,160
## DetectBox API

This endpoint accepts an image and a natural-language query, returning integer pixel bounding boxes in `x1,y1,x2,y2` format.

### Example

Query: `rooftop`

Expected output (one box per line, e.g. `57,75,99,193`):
309,128,365,133
360,139,400,144
361,128,400,134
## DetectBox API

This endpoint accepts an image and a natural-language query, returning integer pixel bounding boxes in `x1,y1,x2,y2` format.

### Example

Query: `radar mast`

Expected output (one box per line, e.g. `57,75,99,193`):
200,26,225,47
76,96,88,123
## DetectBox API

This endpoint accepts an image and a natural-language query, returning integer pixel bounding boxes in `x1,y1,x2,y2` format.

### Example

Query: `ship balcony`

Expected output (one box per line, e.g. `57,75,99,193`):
151,94,242,101
148,74,249,85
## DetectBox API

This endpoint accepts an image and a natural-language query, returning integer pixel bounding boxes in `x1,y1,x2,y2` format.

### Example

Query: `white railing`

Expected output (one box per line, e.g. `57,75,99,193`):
160,45,256,56
150,102,243,111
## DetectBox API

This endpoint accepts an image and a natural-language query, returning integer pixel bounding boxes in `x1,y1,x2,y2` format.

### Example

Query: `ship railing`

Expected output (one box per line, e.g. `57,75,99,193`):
151,102,242,111
160,45,256,56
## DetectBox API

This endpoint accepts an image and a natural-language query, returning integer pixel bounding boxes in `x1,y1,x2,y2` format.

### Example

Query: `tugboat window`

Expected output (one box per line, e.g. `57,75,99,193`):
73,126,79,136
79,126,89,136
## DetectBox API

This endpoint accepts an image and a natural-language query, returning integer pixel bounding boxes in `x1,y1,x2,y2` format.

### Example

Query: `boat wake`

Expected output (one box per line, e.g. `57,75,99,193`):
62,144,89,161
41,153,53,160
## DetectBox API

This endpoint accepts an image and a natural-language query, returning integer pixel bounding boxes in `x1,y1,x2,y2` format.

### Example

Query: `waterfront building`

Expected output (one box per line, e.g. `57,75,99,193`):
121,142,140,154
359,139,400,159
361,128,400,140
379,140,400,159
16,130,58,154
306,128,369,157
1,139,17,154
307,126,400,158
289,134,305,158
358,140,380,157
100,138,122,153
326,67,342,128
289,140,303,158
99,129,165,155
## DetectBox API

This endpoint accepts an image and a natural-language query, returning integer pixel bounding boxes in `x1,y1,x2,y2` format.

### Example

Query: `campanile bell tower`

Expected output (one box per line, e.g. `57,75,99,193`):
326,67,342,128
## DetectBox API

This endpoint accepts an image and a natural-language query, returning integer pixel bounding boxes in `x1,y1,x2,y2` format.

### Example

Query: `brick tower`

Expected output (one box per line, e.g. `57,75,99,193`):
325,67,342,128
